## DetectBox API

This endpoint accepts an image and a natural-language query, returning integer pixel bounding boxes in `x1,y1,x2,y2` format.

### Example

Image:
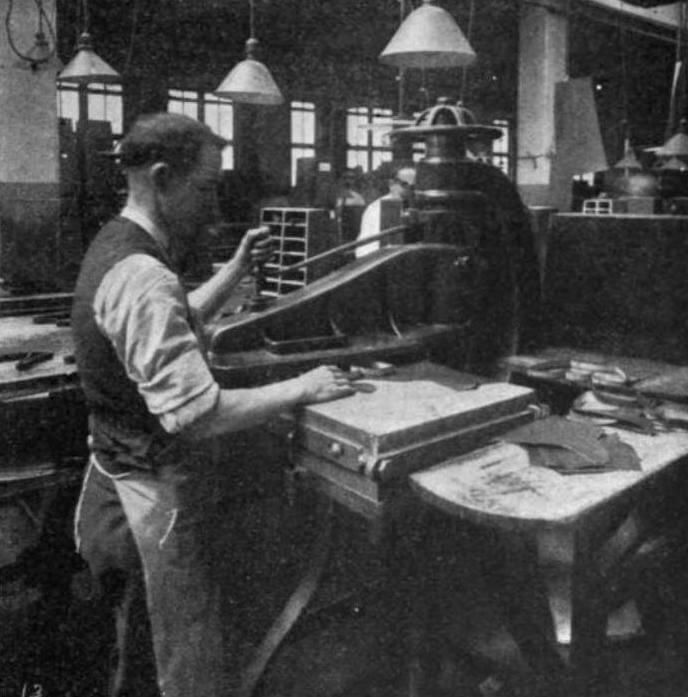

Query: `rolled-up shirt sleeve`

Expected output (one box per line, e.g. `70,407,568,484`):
94,254,220,433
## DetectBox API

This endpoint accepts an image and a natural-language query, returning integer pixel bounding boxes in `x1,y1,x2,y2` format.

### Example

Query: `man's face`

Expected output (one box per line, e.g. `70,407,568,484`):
389,168,416,201
156,143,223,244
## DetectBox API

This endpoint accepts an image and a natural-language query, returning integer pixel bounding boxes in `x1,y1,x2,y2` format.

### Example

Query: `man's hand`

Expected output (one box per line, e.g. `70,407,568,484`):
296,365,356,404
234,226,273,272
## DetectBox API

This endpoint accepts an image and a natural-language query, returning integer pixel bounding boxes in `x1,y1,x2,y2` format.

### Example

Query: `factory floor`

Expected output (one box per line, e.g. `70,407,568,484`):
4,486,688,697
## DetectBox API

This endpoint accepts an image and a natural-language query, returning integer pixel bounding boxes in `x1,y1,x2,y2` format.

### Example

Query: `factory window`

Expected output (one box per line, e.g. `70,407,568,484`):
57,83,123,138
346,107,393,173
491,119,512,177
291,101,316,185
167,89,235,170
168,89,199,119
203,93,235,170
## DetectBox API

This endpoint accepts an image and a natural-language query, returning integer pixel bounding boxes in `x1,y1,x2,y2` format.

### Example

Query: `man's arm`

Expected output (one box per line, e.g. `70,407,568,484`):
188,226,273,322
94,255,354,440
183,365,353,441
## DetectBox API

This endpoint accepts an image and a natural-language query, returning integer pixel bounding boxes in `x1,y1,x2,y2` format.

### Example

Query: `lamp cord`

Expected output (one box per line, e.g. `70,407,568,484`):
460,0,476,103
4,0,57,67
249,0,256,39
124,0,140,74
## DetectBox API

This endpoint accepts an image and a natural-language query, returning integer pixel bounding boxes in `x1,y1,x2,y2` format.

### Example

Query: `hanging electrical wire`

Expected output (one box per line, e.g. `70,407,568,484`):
5,0,57,70
459,0,476,103
124,0,141,74
665,0,687,140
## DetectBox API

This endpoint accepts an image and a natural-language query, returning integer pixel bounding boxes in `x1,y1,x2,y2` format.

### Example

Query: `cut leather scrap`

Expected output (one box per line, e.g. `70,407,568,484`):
499,417,641,475
499,416,609,465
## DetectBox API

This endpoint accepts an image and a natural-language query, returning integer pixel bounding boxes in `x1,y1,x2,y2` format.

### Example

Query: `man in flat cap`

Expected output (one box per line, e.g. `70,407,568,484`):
71,112,354,697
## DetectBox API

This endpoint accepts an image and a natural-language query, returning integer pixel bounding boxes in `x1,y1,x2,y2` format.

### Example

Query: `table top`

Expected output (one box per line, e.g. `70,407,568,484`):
410,425,688,531
0,315,76,394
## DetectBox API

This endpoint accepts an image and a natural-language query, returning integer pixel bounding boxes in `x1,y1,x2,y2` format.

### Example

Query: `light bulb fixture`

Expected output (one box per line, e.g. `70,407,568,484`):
379,0,476,70
58,0,120,84
215,0,284,105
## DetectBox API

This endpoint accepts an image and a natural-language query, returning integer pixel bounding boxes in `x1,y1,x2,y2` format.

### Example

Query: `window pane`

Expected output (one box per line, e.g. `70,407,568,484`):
291,146,315,186
57,87,79,122
347,150,368,172
346,107,369,146
105,93,123,134
492,119,509,155
371,108,393,148
203,94,234,141
218,106,233,140
205,101,219,130
290,101,315,145
222,145,234,171
371,149,392,171
168,89,199,119
88,92,105,121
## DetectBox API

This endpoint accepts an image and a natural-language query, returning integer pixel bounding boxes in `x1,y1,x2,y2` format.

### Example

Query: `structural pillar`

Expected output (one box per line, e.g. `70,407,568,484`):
0,0,61,290
516,0,568,208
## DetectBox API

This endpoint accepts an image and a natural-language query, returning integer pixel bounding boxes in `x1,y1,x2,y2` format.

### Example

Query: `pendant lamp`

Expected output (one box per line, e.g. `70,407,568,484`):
58,0,120,84
661,156,688,171
379,0,476,69
613,138,642,171
656,119,688,157
215,0,283,105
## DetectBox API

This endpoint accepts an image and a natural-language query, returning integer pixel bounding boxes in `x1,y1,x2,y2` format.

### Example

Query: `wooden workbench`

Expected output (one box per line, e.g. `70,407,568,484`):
411,424,688,695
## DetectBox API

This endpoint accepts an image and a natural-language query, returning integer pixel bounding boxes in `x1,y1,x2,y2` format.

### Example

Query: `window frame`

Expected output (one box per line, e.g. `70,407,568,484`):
290,100,317,186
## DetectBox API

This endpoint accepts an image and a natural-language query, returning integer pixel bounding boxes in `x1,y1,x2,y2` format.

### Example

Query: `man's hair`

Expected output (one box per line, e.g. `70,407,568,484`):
392,163,416,186
118,112,228,176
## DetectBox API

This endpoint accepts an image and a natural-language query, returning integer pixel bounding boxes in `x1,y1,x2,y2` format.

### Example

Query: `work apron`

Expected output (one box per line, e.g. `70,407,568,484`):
75,440,229,697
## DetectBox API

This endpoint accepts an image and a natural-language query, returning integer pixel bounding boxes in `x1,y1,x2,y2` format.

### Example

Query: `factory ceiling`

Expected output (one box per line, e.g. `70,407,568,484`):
55,0,521,118
53,0,679,143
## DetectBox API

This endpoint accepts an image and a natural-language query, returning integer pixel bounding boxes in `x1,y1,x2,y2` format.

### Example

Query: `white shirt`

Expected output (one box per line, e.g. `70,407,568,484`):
93,206,219,434
355,195,393,258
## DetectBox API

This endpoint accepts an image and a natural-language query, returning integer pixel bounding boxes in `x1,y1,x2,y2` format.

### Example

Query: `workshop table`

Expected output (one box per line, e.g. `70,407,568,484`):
410,426,688,695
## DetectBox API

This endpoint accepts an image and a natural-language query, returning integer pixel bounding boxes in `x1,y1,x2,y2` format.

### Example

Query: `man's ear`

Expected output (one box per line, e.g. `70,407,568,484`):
150,162,172,192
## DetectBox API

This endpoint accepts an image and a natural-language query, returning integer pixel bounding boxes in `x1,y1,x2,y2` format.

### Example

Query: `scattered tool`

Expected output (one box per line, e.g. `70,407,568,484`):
0,351,54,371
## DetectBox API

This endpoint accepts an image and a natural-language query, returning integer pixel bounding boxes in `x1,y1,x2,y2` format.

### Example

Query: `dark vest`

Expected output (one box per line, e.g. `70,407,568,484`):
71,217,183,472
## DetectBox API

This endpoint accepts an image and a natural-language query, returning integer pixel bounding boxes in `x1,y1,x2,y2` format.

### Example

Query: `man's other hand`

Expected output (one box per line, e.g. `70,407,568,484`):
235,226,273,271
297,365,355,404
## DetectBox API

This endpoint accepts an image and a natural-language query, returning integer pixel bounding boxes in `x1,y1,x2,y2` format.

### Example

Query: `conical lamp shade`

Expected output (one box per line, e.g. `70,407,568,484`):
58,32,120,84
661,156,688,171
657,129,688,157
215,38,283,105
613,140,642,170
380,0,476,69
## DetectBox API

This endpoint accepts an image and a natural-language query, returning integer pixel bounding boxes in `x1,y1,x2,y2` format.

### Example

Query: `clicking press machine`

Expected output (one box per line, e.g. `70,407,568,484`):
209,98,543,517
211,99,550,697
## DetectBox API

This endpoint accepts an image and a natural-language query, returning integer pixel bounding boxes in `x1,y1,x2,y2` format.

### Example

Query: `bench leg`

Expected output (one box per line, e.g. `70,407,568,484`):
568,525,609,696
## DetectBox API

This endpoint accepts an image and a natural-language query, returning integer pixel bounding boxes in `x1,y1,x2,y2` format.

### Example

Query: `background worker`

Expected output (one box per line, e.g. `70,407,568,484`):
335,167,366,244
71,112,355,697
355,164,416,258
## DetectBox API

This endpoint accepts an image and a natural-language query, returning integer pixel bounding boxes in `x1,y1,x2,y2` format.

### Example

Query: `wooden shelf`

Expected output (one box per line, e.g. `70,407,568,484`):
259,207,338,298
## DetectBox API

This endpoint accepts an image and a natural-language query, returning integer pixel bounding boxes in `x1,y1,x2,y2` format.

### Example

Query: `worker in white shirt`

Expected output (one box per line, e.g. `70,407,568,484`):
355,164,416,258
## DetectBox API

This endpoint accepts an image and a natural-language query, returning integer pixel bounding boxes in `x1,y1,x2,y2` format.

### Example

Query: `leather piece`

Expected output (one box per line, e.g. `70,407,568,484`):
500,416,610,465
500,416,642,474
